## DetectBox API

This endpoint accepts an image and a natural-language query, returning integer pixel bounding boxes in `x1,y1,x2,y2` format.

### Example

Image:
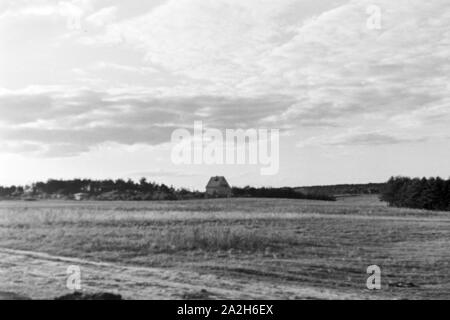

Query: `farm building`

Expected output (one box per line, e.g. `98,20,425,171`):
205,176,232,197
74,193,89,201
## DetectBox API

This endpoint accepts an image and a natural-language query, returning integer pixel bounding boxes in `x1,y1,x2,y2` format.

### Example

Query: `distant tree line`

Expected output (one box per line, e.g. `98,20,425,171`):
1,179,336,202
381,176,450,211
231,186,336,201
295,183,385,196
0,178,204,201
0,185,24,198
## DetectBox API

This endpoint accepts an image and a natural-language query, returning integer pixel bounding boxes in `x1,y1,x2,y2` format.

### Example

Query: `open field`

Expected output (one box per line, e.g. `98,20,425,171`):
0,195,449,299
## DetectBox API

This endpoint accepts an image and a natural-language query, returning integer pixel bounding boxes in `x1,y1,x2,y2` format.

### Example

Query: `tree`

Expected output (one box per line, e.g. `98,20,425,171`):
381,176,450,211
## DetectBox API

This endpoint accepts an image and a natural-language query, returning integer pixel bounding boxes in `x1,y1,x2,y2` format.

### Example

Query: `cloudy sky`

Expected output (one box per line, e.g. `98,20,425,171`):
0,0,449,189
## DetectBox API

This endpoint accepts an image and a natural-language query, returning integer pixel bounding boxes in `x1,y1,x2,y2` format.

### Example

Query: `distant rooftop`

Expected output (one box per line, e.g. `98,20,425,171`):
206,176,231,189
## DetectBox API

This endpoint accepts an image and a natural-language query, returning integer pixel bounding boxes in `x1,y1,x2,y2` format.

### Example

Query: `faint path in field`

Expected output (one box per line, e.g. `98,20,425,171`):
0,248,378,300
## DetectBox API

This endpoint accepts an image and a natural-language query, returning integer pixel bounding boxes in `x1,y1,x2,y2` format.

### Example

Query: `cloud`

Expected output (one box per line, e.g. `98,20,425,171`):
80,0,299,83
126,169,202,179
390,99,450,128
0,0,95,32
298,130,429,148
0,141,43,154
86,6,117,27
92,62,157,74
259,0,450,128
0,87,292,157
76,0,450,132
1,0,449,160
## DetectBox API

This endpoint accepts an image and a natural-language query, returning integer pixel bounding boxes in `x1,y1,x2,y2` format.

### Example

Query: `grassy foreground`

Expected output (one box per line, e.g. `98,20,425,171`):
0,196,449,299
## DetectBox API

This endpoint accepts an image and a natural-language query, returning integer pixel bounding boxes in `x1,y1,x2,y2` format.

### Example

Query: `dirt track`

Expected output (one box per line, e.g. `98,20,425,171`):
0,248,376,300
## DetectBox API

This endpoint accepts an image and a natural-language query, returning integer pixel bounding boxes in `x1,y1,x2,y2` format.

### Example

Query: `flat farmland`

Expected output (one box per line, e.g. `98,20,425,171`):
0,196,449,299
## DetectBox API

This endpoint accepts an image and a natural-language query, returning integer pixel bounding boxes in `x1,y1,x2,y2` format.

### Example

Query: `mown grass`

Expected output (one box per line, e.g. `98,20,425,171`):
0,196,449,299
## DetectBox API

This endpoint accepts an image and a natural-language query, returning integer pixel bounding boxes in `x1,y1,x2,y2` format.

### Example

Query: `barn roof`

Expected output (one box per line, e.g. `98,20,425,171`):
206,176,231,189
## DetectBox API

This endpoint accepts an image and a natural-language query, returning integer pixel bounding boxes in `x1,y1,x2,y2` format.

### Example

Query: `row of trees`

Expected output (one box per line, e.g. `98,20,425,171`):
0,178,204,201
0,179,336,202
0,185,24,197
381,176,450,211
31,178,176,196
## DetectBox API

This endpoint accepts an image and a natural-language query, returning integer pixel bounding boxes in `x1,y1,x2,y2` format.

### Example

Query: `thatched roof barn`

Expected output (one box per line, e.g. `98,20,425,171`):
205,176,232,197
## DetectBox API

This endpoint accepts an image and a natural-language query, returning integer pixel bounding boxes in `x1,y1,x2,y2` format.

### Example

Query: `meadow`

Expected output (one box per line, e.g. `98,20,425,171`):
0,195,449,299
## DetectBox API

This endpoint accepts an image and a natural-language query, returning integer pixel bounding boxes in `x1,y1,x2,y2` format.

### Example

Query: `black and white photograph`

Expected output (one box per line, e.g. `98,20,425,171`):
0,0,449,307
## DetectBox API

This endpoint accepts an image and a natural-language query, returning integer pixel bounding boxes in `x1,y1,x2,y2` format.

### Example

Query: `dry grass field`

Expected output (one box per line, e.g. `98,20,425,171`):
0,195,449,299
